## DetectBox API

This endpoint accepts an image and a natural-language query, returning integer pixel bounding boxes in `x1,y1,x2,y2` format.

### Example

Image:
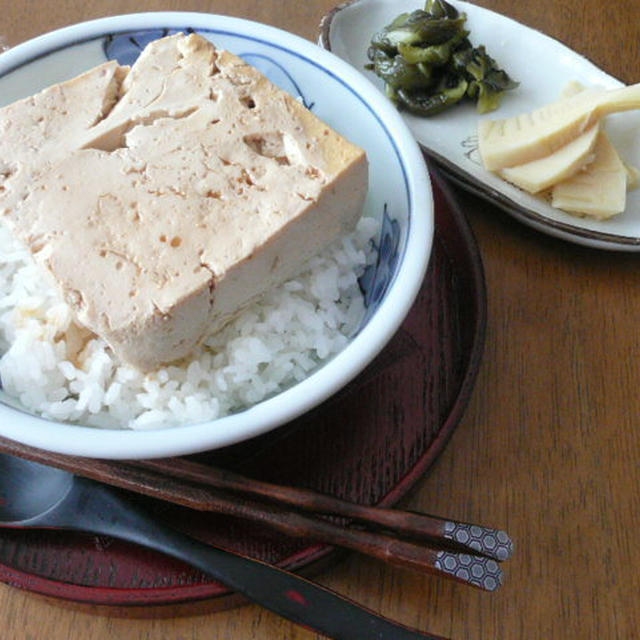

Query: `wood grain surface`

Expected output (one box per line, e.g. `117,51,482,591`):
1,1,640,639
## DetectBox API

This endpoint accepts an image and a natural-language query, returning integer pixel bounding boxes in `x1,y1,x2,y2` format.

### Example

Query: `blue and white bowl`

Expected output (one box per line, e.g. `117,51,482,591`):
0,13,432,459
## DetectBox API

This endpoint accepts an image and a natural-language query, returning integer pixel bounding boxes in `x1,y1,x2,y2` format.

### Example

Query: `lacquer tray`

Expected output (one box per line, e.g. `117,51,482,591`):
0,166,486,615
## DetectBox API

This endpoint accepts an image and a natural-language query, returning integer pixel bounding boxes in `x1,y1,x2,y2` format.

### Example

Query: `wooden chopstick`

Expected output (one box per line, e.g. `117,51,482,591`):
0,436,510,591
133,457,513,562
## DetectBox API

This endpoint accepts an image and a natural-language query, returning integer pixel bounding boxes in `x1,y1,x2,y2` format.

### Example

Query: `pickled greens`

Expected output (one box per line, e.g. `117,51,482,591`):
366,0,518,116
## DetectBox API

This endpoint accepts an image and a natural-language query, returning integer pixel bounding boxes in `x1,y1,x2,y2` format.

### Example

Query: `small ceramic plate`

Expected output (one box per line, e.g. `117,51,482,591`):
321,0,640,250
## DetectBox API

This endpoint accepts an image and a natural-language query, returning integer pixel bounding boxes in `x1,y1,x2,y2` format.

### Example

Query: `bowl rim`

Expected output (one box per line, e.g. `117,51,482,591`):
0,11,433,459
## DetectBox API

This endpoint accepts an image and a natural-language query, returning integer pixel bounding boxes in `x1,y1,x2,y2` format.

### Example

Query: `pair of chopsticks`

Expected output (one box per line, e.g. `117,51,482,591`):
0,436,512,591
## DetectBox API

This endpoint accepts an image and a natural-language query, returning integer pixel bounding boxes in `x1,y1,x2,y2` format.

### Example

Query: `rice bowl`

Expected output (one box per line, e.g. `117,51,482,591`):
0,13,433,459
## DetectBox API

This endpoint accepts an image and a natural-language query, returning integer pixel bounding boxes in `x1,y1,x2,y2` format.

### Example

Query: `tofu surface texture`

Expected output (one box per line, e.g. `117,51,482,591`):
0,34,368,371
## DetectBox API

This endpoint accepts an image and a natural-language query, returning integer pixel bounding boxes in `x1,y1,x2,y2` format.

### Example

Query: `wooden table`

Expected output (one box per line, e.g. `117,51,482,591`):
1,1,639,638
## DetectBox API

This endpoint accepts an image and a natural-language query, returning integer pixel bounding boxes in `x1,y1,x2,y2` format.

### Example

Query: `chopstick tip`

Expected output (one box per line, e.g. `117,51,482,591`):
434,551,503,591
443,522,514,562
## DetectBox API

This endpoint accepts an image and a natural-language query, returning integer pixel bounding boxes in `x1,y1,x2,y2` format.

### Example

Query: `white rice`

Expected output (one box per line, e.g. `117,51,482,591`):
0,217,379,429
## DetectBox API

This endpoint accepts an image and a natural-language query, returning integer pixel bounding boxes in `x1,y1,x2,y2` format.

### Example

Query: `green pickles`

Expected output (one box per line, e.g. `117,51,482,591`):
397,74,469,116
366,0,518,116
368,50,434,89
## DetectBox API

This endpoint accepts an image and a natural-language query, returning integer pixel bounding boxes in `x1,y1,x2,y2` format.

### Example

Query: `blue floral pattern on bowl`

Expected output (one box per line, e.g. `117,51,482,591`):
104,31,313,109
104,29,194,66
359,204,400,323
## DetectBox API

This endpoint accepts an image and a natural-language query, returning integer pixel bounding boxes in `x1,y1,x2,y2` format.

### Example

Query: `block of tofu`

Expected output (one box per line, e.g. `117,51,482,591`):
0,34,368,371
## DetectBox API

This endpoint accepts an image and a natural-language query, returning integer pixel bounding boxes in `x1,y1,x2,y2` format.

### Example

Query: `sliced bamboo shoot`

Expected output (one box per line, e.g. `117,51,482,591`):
624,162,640,190
498,123,600,193
551,132,628,219
478,83,640,170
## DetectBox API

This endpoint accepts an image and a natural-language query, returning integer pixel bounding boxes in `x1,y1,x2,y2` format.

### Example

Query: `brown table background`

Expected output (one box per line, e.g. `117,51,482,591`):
1,0,639,638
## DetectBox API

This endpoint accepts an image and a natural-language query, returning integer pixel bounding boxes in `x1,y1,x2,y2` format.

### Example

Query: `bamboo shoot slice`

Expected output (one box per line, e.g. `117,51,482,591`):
498,123,599,193
551,132,628,219
478,83,640,170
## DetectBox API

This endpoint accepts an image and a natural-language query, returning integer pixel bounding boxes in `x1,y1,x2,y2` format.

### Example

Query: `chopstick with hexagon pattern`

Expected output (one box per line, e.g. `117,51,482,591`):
134,457,513,563
0,436,512,591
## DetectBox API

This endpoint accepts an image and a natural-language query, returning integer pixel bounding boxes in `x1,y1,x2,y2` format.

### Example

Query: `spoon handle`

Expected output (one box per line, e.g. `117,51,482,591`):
56,478,447,640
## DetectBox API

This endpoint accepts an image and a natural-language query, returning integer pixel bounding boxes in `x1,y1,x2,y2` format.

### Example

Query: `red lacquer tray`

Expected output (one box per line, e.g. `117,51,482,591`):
0,166,486,615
